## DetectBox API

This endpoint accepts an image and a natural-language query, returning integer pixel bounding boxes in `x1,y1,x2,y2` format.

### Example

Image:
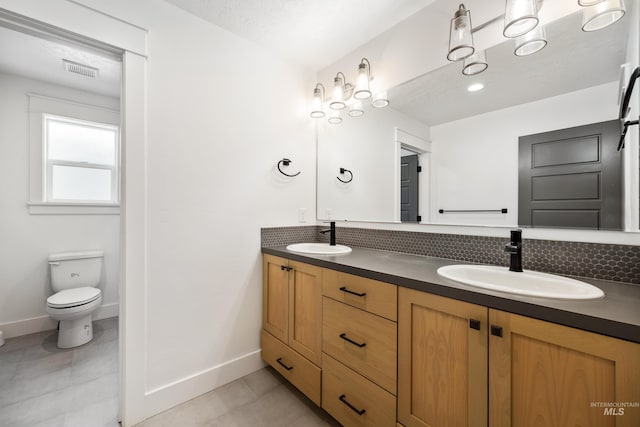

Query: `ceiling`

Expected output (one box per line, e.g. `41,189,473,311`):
389,9,630,126
0,25,121,98
164,0,438,70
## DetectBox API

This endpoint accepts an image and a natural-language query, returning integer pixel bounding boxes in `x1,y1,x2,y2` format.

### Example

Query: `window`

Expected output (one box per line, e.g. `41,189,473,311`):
43,114,119,204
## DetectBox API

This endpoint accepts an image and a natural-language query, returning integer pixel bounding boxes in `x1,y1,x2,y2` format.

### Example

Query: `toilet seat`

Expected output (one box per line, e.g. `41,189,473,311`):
47,287,101,308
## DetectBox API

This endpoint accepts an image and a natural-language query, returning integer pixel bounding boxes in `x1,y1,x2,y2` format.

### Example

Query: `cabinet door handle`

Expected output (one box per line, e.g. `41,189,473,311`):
276,357,294,371
339,286,367,297
339,394,366,415
490,325,503,337
280,266,293,272
339,333,366,348
469,319,481,330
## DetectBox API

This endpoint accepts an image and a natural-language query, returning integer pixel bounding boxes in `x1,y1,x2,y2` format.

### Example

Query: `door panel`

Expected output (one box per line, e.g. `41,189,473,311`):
288,261,322,365
401,154,419,223
262,254,289,343
398,288,488,427
519,120,622,229
489,309,640,427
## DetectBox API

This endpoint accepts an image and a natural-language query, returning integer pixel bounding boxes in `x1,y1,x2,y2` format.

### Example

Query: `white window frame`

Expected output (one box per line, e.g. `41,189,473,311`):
27,93,120,215
43,114,120,204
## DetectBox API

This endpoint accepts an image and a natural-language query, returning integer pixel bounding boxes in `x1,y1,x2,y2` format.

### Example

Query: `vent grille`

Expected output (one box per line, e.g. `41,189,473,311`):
63,60,99,79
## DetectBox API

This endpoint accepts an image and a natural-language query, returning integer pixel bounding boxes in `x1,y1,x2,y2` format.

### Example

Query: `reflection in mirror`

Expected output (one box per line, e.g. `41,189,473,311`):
317,6,639,231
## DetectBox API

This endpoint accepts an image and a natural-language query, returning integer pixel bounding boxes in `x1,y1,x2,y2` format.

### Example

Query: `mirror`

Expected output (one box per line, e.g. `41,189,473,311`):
317,8,639,231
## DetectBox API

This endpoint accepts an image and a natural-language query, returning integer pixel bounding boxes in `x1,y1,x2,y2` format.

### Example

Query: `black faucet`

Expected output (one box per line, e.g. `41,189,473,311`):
320,221,336,246
504,229,523,272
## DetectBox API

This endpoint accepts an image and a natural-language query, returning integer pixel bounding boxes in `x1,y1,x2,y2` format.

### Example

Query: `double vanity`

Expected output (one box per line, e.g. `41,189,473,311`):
261,241,640,426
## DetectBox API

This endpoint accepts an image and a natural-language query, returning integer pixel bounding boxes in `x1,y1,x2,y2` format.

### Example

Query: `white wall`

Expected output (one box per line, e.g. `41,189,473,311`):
0,72,120,337
317,106,429,222
430,82,620,227
29,0,316,419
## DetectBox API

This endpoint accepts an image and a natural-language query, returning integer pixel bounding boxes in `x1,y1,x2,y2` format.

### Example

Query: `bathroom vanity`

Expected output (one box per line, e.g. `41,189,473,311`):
261,247,640,427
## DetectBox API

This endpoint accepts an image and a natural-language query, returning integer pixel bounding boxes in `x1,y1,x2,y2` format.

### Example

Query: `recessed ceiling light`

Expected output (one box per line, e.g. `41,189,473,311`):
467,83,484,92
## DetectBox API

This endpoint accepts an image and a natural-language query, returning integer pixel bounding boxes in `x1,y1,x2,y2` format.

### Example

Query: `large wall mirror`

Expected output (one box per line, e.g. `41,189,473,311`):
316,6,639,232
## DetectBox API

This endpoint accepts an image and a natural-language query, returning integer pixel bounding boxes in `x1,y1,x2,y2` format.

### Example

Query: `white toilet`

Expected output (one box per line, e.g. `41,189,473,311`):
46,251,104,348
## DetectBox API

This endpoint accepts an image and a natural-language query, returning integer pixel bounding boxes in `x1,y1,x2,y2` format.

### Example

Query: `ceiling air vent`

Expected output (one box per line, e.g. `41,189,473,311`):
63,59,99,79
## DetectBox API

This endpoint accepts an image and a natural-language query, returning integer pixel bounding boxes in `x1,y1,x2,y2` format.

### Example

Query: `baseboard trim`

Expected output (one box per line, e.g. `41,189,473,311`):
0,302,119,338
143,349,266,419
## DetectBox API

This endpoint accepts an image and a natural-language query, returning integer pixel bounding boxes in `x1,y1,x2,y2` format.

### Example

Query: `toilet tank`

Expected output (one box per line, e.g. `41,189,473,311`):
49,251,104,292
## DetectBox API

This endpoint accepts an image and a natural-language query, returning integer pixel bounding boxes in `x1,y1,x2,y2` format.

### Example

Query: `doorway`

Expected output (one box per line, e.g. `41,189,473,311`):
0,18,123,426
400,148,421,223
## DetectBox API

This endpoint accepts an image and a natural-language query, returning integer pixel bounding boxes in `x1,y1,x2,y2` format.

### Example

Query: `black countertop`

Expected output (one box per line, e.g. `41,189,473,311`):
262,246,640,343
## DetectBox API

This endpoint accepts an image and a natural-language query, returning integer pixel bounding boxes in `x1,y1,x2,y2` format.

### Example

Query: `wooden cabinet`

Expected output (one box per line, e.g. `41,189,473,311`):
323,297,397,394
323,269,398,321
261,254,323,403
397,287,488,427
489,310,640,427
322,274,398,427
261,329,321,405
398,287,640,427
323,353,396,427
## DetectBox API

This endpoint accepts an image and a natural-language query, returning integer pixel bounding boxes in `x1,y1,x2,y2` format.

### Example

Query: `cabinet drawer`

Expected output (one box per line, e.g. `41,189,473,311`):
261,330,321,406
323,297,397,394
322,353,396,427
323,269,397,321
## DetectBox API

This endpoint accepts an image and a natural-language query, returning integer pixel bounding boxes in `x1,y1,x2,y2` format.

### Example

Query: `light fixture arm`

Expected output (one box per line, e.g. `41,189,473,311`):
471,14,504,33
335,72,346,87
315,83,326,100
359,58,371,79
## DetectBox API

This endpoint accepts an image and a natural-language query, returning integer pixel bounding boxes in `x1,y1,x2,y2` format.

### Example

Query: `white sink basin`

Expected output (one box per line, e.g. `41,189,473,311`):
437,264,604,300
286,243,352,255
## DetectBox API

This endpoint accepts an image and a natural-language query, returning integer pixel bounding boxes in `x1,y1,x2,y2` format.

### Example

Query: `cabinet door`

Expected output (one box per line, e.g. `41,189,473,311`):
288,260,323,366
489,309,640,427
398,288,488,427
262,254,289,343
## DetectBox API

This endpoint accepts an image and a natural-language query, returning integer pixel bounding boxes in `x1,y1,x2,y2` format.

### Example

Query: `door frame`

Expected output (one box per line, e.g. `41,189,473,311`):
0,2,148,425
394,127,431,223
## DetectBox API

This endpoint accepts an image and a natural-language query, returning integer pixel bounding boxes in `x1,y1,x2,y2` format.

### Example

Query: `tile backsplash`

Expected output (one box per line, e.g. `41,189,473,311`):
261,226,640,284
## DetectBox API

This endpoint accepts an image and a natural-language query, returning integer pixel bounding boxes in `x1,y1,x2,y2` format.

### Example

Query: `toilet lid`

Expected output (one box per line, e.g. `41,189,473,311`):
47,287,101,308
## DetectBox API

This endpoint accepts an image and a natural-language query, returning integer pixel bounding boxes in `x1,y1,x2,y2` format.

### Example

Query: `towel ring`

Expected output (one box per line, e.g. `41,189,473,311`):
277,158,300,177
337,167,353,183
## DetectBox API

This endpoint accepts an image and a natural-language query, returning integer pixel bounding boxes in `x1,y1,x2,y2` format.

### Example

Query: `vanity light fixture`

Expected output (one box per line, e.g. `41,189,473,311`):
504,0,539,38
447,4,475,61
348,100,365,117
354,58,373,100
310,83,326,118
462,50,488,75
328,110,343,124
309,59,389,123
467,83,484,92
581,0,626,32
330,72,348,110
514,26,547,56
372,91,390,108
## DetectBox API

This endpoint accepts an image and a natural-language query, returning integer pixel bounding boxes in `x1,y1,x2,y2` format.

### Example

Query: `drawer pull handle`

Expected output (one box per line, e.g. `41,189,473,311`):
490,325,503,337
339,333,366,348
339,286,366,297
339,394,366,415
469,319,481,330
276,357,294,371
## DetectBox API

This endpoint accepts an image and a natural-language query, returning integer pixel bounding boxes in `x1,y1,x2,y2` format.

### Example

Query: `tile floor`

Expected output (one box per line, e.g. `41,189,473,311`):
1,318,339,427
136,367,340,427
0,317,119,427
